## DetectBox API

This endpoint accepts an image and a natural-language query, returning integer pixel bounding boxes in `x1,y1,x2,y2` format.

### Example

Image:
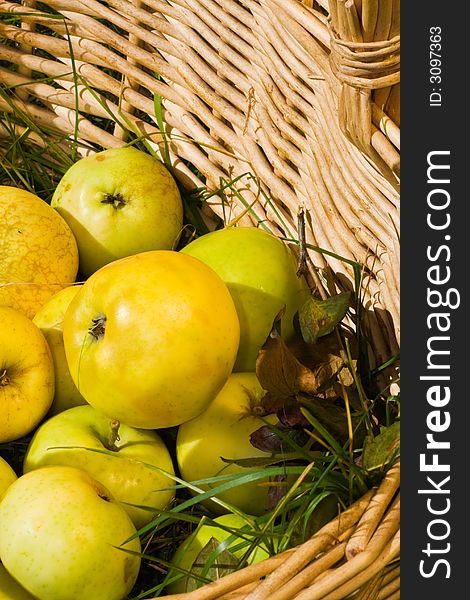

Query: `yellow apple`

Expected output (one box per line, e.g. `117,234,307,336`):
0,306,54,443
181,226,309,371
166,513,270,594
0,466,141,600
0,185,78,319
24,405,176,529
176,373,279,516
0,458,16,501
33,285,86,416
0,564,36,600
62,250,240,429
51,147,184,277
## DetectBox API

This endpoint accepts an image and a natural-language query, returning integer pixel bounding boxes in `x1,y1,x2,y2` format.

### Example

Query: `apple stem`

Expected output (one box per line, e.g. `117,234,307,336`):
88,315,106,341
252,405,266,417
101,193,126,209
0,369,10,386
106,419,121,452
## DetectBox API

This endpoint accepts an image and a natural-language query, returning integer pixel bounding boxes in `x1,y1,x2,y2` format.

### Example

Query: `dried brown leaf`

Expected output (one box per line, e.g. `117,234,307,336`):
256,332,300,404
256,330,347,413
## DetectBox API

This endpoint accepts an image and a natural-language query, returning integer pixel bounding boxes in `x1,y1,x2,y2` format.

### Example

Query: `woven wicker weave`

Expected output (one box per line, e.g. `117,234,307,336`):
0,1,400,596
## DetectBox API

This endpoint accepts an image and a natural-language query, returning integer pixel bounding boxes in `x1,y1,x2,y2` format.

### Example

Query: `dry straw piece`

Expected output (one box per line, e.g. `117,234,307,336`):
0,0,400,596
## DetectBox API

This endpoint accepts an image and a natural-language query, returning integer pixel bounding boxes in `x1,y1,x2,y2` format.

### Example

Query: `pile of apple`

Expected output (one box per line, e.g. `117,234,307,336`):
0,147,309,599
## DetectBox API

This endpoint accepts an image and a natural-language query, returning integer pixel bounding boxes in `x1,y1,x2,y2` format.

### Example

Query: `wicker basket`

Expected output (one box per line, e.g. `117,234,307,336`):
0,0,400,597
156,460,400,600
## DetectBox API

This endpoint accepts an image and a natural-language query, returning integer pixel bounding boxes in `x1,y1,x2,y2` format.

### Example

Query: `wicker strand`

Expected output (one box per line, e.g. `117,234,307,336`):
312,533,400,600
353,563,400,600
377,572,400,599
345,460,400,559
259,538,350,600
290,500,400,600
114,0,144,142
16,0,35,102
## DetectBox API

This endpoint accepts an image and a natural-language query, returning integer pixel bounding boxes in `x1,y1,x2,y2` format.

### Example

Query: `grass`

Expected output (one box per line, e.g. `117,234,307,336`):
0,31,400,599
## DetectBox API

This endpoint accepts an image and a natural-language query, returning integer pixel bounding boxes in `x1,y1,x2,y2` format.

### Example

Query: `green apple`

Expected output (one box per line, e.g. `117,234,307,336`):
181,226,309,371
0,458,16,501
166,513,270,594
23,405,176,529
176,372,279,516
51,147,184,277
0,466,141,600
62,250,240,429
33,285,86,416
0,564,36,600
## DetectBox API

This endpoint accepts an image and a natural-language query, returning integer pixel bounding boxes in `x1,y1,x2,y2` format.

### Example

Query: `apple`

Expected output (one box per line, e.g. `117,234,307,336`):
0,466,141,600
23,405,176,529
62,250,240,429
0,564,36,600
166,513,271,594
0,306,54,443
176,372,280,516
181,226,309,371
51,147,184,277
0,458,16,501
0,185,78,318
33,285,86,416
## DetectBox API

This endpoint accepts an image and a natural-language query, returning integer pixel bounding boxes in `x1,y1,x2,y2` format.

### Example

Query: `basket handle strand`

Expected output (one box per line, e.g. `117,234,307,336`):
327,0,400,183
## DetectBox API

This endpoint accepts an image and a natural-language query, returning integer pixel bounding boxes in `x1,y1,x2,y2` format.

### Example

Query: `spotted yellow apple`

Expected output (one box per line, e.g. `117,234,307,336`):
0,564,36,600
176,372,279,516
51,147,184,277
0,185,78,318
24,405,176,529
0,458,17,501
62,250,240,429
0,466,141,600
0,306,54,443
33,284,86,416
